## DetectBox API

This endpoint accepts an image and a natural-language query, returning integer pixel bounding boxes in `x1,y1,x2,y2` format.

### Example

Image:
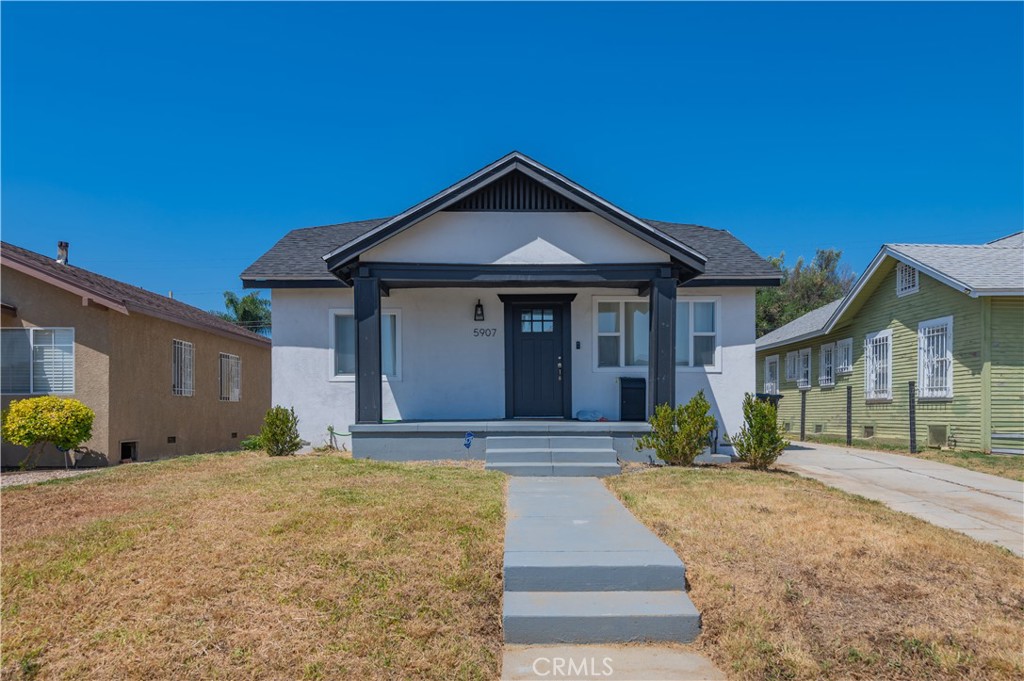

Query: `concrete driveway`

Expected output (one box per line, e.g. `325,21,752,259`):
779,443,1024,556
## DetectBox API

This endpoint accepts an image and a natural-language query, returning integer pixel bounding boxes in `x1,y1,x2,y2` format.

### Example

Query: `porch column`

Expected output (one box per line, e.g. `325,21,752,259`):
354,275,382,424
648,277,677,415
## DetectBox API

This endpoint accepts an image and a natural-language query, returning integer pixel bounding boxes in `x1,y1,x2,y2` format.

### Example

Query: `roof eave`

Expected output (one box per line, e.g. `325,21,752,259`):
2,256,131,315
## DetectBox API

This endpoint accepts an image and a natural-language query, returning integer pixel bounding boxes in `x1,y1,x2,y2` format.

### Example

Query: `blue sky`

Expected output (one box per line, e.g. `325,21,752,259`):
3,2,1021,314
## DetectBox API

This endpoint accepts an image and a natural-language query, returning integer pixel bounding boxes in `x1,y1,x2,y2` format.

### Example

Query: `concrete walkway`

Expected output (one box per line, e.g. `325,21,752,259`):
779,443,1024,556
501,477,724,679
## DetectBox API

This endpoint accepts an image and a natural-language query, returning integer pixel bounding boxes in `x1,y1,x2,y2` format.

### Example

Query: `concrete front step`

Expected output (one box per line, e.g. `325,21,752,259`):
503,590,701,644
694,452,734,464
486,448,619,464
504,549,685,592
487,435,614,450
486,462,621,477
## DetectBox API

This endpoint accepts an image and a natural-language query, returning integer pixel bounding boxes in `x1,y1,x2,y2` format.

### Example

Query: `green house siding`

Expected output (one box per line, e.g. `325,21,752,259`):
757,262,1022,452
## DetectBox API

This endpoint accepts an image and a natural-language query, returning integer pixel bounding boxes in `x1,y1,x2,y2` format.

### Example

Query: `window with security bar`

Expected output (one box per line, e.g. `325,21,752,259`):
864,329,892,400
918,316,953,399
836,338,853,374
0,327,75,394
785,351,798,381
172,339,194,397
819,343,835,387
219,353,241,401
764,355,779,394
797,348,812,389
896,262,919,297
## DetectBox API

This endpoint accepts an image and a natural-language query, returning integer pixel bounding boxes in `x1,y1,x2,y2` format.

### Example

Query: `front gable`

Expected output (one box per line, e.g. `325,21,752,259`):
322,152,707,277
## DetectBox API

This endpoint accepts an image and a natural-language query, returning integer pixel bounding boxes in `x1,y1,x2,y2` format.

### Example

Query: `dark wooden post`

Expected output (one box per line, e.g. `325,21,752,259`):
846,385,853,446
647,277,677,415
354,275,382,424
908,380,917,454
800,389,807,441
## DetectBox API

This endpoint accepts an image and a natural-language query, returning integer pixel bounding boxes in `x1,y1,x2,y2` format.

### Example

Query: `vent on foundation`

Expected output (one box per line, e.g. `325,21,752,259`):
928,425,948,448
167,436,176,444
863,426,875,438
231,432,238,439
814,424,823,434
120,441,137,463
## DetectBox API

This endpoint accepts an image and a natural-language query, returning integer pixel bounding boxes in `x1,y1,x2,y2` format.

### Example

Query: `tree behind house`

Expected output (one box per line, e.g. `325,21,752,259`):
756,249,856,337
213,291,271,336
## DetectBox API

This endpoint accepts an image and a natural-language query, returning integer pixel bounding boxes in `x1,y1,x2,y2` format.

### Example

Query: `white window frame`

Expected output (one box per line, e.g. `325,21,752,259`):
819,342,835,387
219,352,241,402
0,327,75,395
172,339,195,397
328,308,402,382
785,351,798,381
797,348,812,390
836,338,854,375
591,296,722,373
896,262,919,297
917,316,953,399
763,355,780,395
864,328,893,401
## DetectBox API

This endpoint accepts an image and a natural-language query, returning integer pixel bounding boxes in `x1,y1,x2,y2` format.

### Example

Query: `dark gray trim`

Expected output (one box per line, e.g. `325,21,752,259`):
648,278,677,413
341,262,697,287
242,278,347,289
683,277,782,288
499,294,575,419
354,277,382,424
322,153,708,273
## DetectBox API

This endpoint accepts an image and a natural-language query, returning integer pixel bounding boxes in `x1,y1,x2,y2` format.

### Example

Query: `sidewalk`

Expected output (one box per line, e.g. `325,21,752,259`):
779,443,1024,556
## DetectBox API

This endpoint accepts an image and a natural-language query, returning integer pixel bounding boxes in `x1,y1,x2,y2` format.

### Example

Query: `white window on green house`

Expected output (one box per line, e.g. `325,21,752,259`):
836,338,853,374
896,262,919,297
219,353,241,402
764,355,779,394
864,329,892,400
785,351,798,381
918,316,953,399
172,339,194,397
331,310,400,379
0,327,75,395
819,342,835,387
797,348,812,389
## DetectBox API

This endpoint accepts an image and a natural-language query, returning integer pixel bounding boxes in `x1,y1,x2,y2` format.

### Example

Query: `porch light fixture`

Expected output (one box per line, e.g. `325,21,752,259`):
474,299,485,321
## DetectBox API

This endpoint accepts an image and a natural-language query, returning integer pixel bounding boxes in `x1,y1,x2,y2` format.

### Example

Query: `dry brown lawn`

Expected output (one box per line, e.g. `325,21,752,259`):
608,466,1024,681
1,451,505,680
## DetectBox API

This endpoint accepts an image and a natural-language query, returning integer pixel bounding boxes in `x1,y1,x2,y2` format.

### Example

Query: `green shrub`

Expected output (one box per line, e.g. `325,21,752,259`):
259,406,302,457
636,390,718,466
239,434,263,451
1,396,95,469
732,393,789,470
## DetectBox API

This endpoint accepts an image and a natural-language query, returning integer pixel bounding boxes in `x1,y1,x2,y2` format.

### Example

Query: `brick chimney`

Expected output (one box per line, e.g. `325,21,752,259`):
56,241,69,265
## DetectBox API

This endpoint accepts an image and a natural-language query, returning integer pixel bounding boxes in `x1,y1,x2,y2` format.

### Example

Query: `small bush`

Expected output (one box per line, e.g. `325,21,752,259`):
636,390,718,466
732,393,789,470
1,396,95,469
239,435,262,451
259,406,302,457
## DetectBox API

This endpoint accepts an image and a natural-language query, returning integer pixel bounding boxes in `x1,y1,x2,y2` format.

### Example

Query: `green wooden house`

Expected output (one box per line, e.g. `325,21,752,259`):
756,232,1024,454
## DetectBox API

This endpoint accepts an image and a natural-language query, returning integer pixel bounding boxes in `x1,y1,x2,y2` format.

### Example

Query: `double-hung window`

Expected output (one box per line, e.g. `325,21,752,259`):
785,351,798,381
676,299,718,369
918,316,953,399
219,353,241,401
763,355,779,394
896,262,919,297
864,329,893,400
797,348,812,389
172,339,195,396
836,338,853,374
331,310,400,379
819,343,835,387
0,327,75,394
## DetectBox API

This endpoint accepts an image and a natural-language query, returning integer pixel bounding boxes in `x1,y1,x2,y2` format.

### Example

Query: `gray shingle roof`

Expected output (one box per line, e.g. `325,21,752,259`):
756,299,843,349
241,216,780,284
989,232,1024,248
2,242,270,346
888,239,1023,293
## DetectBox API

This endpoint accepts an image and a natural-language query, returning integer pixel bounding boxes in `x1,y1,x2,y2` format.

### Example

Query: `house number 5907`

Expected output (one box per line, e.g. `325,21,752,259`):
473,328,497,337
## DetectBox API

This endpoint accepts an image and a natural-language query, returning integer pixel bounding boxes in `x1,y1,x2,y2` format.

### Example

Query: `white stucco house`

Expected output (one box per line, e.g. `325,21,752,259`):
241,152,780,468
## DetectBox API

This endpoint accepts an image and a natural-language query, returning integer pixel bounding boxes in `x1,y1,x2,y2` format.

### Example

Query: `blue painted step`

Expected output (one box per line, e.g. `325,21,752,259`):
504,549,685,591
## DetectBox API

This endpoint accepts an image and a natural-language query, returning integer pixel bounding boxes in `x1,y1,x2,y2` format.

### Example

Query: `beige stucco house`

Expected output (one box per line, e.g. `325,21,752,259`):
1,241,271,467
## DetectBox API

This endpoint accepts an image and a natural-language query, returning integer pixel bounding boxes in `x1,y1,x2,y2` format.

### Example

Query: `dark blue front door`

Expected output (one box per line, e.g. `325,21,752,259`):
510,305,565,417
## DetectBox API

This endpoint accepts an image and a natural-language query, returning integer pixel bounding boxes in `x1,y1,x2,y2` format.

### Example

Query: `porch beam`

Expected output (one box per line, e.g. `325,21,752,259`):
354,276,383,424
340,262,692,287
648,277,677,414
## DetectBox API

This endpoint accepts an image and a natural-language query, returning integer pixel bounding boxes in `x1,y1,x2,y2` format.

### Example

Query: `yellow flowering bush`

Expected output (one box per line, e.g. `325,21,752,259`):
1,396,94,469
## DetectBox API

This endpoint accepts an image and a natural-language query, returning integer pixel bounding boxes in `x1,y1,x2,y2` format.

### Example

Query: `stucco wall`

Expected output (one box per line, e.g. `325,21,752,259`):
1,267,113,467
362,212,671,264
107,312,271,462
272,285,755,448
